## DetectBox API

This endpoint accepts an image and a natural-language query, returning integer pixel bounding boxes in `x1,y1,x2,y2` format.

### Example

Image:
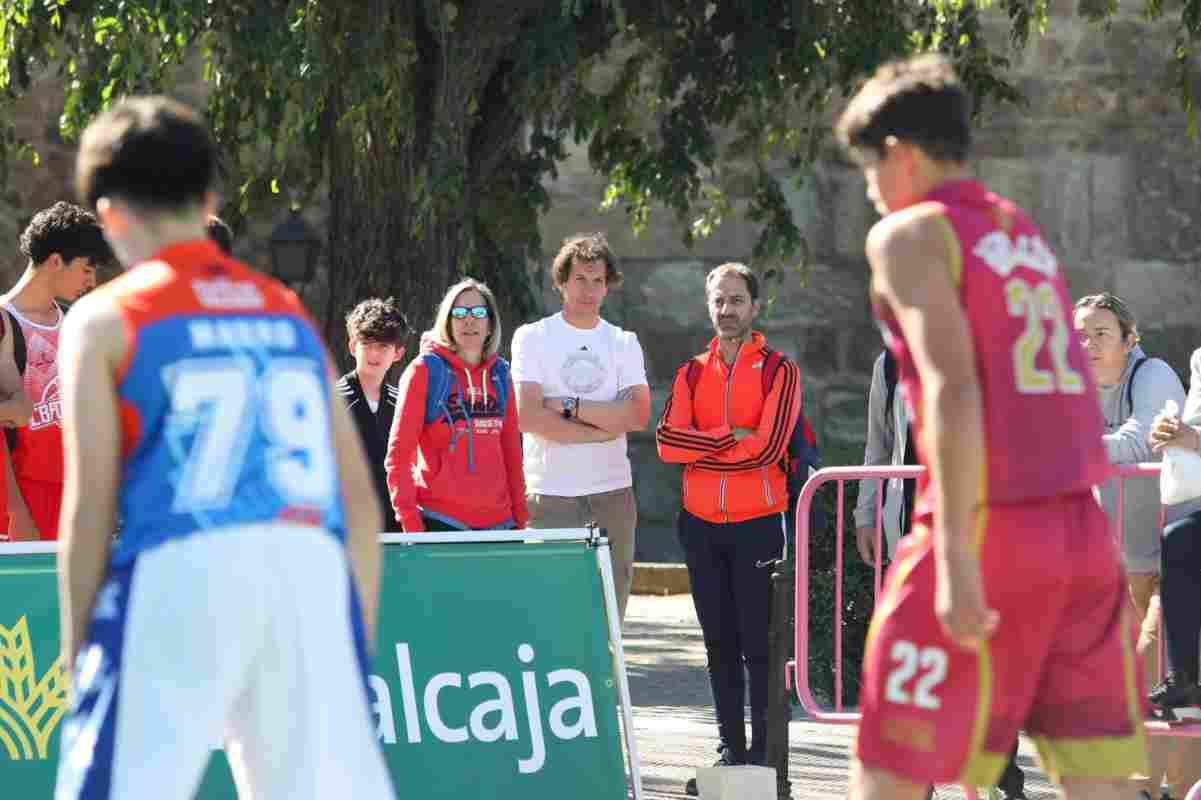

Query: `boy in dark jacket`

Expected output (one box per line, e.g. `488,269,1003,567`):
337,297,408,531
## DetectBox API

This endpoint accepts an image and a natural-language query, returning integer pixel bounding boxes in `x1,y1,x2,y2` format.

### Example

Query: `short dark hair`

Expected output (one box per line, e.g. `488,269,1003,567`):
551,233,623,288
836,53,972,166
705,262,759,302
345,297,409,346
76,96,215,210
206,216,233,255
18,201,111,267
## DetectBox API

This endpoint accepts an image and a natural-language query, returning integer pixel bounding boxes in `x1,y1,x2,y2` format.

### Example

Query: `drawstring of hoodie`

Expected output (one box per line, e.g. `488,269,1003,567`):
443,373,477,472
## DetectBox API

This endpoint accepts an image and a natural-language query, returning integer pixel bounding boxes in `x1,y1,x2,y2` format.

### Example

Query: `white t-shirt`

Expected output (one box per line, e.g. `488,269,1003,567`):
511,313,649,496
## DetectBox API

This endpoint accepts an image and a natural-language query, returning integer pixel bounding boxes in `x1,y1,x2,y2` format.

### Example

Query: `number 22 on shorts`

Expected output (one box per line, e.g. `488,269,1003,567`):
884,640,948,710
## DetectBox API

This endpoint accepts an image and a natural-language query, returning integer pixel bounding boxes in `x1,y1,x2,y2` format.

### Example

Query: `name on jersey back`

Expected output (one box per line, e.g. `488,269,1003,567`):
187,318,299,353
191,277,265,309
972,231,1057,279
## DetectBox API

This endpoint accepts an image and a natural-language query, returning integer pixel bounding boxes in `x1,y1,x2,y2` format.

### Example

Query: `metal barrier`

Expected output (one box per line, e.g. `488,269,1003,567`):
786,463,1201,800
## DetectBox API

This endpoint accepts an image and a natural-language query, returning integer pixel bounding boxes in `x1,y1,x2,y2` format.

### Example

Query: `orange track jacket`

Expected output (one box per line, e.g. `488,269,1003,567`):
656,332,802,524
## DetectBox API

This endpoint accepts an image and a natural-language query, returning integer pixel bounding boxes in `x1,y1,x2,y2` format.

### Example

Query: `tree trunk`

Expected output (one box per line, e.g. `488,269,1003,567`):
311,1,552,361
316,11,472,358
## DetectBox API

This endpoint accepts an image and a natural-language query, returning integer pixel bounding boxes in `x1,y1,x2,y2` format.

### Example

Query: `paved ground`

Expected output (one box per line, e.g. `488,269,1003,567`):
623,594,1063,800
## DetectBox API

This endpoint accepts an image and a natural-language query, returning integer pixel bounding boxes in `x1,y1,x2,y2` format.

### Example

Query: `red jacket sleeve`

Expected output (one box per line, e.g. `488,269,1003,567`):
384,360,429,532
655,362,737,463
501,381,529,528
698,359,802,469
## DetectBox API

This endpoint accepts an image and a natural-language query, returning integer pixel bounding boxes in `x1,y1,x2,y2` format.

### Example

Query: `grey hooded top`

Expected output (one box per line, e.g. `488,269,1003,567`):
1094,346,1186,573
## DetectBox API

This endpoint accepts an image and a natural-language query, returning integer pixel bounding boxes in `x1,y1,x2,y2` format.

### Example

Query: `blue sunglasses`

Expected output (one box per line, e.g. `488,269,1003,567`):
451,305,490,320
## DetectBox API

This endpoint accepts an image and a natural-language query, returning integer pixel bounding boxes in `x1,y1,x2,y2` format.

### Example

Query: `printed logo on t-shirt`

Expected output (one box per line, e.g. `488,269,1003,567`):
26,331,61,431
560,350,606,395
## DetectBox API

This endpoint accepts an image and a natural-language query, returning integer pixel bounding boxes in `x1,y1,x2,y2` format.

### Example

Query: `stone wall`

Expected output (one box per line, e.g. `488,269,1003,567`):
1,3,1198,559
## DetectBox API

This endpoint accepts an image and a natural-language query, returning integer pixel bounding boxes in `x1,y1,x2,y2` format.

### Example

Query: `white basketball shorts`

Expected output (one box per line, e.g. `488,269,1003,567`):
55,523,394,800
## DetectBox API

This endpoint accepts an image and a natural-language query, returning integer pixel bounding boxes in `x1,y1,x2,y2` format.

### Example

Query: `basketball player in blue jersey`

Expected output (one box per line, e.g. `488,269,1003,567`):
54,97,395,799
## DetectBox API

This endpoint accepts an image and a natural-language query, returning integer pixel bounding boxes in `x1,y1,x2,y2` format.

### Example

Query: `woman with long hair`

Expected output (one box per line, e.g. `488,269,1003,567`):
384,279,528,532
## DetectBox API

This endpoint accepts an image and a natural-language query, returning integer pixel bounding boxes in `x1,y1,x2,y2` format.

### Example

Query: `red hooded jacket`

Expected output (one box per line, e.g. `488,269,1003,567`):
385,336,528,532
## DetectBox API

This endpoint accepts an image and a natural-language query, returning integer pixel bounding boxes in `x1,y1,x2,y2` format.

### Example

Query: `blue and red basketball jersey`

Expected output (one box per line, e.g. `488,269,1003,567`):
101,239,345,565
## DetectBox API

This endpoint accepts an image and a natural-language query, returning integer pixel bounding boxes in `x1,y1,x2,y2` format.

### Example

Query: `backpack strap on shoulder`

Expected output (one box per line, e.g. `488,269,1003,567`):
759,346,786,398
882,350,899,422
490,358,512,416
7,309,24,376
1124,356,1148,419
4,309,23,453
682,356,707,428
684,357,703,395
421,353,453,425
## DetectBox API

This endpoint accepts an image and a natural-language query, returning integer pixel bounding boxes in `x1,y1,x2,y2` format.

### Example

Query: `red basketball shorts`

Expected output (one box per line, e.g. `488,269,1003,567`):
17,478,63,541
855,491,1148,786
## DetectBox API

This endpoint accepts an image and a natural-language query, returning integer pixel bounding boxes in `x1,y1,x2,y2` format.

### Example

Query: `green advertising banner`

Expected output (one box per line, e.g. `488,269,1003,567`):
0,537,633,799
0,553,64,793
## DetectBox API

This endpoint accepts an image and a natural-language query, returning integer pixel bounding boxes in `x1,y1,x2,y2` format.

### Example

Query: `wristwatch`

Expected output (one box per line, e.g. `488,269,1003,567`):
561,397,577,419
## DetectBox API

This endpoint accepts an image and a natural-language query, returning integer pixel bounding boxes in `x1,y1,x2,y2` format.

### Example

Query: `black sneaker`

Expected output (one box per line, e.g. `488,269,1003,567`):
684,746,743,796
995,763,1026,798
1149,672,1201,710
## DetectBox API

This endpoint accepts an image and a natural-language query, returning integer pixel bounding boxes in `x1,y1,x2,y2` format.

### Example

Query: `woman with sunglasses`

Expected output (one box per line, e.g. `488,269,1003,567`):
384,278,529,532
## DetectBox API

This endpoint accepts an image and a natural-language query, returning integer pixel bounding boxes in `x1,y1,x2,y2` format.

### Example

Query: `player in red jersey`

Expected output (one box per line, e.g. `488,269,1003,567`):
837,55,1147,800
2,202,106,541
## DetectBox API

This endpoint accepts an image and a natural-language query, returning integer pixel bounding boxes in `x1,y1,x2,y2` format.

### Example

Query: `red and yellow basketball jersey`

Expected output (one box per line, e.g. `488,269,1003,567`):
878,180,1108,514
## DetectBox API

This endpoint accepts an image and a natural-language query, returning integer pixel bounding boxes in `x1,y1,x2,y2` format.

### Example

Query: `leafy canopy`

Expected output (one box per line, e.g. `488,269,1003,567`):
0,0,1197,320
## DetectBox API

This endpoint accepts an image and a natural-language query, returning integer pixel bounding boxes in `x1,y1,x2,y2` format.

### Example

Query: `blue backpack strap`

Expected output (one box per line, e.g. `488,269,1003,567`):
490,357,512,417
421,353,454,424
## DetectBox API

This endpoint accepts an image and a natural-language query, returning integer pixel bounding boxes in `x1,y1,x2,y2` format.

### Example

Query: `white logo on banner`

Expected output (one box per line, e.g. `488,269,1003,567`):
368,642,599,775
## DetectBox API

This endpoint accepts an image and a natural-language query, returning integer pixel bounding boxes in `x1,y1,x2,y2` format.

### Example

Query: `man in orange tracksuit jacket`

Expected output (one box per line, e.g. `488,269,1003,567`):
656,262,801,788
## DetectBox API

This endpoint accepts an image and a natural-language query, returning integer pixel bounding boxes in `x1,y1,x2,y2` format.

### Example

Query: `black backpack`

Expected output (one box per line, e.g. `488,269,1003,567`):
5,308,27,452
882,351,918,534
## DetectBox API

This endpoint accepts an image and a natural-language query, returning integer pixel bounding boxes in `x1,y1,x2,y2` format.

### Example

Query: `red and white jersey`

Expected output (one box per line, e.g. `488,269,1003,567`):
5,302,64,484
877,180,1108,513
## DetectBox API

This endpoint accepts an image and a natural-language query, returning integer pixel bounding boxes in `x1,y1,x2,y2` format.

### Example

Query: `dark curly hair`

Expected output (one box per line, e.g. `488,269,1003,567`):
345,297,409,345
18,201,111,267
551,232,623,289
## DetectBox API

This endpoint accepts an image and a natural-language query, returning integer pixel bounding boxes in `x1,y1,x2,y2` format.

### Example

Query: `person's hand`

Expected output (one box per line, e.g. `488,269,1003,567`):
934,547,999,650
732,427,755,441
855,526,879,566
1149,413,1200,452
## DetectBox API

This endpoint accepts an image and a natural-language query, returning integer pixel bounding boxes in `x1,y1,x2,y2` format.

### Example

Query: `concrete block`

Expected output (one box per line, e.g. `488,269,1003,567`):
631,563,690,595
695,765,776,799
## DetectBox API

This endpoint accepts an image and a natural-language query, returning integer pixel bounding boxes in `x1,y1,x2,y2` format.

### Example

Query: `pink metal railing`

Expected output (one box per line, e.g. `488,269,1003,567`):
788,465,923,723
786,463,1201,799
